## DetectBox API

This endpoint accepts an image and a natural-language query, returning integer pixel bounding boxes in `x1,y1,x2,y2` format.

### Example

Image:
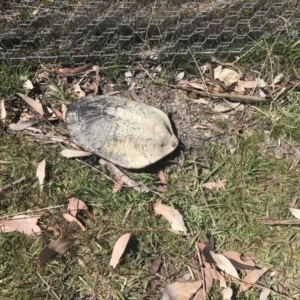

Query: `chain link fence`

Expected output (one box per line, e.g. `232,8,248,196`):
0,0,299,66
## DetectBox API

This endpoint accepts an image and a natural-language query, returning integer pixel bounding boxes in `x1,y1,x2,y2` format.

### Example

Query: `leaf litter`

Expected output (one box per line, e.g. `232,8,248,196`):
0,215,41,235
109,233,131,269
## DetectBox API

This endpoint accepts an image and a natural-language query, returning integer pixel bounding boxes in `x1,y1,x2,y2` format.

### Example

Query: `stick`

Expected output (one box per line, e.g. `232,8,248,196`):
139,65,267,103
264,219,300,225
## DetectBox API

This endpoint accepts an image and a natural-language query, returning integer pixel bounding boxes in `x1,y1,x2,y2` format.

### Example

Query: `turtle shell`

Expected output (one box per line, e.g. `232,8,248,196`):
65,95,178,169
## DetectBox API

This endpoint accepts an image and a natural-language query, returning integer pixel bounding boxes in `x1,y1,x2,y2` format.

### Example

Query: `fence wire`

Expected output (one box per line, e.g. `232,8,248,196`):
0,0,299,66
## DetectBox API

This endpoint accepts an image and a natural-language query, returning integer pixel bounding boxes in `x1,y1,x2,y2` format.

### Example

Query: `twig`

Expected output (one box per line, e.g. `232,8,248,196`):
0,205,66,219
195,242,206,300
264,219,300,225
139,65,267,103
36,272,60,300
0,176,26,191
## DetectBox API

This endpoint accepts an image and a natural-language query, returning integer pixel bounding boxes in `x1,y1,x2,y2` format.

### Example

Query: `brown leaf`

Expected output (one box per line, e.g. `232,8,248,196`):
60,149,92,158
0,214,41,235
149,258,162,275
39,237,76,267
175,71,185,81
9,119,38,131
214,66,241,86
202,179,226,191
45,226,60,236
162,280,203,300
36,159,46,193
112,175,124,194
50,105,64,121
210,251,240,279
58,63,93,75
154,200,187,234
239,267,269,292
187,82,206,91
158,170,167,185
237,80,257,89
67,197,96,222
17,93,44,116
223,251,256,269
63,213,86,231
110,233,131,269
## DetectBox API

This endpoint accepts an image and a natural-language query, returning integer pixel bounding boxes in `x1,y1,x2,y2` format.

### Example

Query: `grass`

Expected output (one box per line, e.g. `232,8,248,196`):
1,36,300,300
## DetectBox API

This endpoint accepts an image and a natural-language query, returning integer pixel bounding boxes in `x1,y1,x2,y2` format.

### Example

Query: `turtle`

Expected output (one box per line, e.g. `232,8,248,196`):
65,95,179,169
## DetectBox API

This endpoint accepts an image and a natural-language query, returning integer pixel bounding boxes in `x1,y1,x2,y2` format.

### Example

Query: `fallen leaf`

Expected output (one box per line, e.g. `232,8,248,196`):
63,213,86,231
213,103,239,113
50,105,64,120
223,251,256,269
112,175,124,194
239,267,269,292
175,71,185,81
203,267,219,292
36,159,46,193
38,237,76,267
23,79,34,90
109,233,131,268
162,280,203,300
58,63,93,75
1,99,6,120
202,179,226,191
46,226,60,236
154,200,187,234
289,207,300,219
70,83,86,99
67,197,96,222
149,258,162,275
210,251,240,279
219,272,227,288
158,170,167,185
214,66,241,86
17,93,44,116
237,80,257,89
271,74,284,86
62,104,67,121
9,119,38,131
257,78,267,88
187,82,206,91
222,287,233,299
60,149,92,158
0,215,41,235
259,288,271,300
193,124,207,129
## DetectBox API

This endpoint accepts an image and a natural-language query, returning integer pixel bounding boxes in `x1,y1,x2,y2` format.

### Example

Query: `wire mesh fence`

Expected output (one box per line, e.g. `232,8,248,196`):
0,0,299,66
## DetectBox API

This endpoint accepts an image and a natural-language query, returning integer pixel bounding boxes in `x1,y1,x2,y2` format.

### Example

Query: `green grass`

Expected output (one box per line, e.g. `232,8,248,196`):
1,37,300,300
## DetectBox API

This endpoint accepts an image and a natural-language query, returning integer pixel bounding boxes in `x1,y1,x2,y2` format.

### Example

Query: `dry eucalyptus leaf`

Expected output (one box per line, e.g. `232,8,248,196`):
9,120,37,131
36,159,46,193
257,78,267,88
223,251,256,269
271,74,284,86
222,287,233,300
154,200,187,234
237,80,257,89
112,175,124,194
289,208,300,219
1,99,6,120
67,197,96,222
109,233,131,269
210,251,240,279
202,179,226,191
23,79,34,90
70,83,86,99
175,71,185,82
58,63,93,75
17,93,44,116
60,149,92,158
0,214,41,235
162,280,203,300
214,66,241,86
63,213,86,231
259,288,271,300
149,258,162,275
39,237,76,267
187,82,206,91
239,267,269,292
